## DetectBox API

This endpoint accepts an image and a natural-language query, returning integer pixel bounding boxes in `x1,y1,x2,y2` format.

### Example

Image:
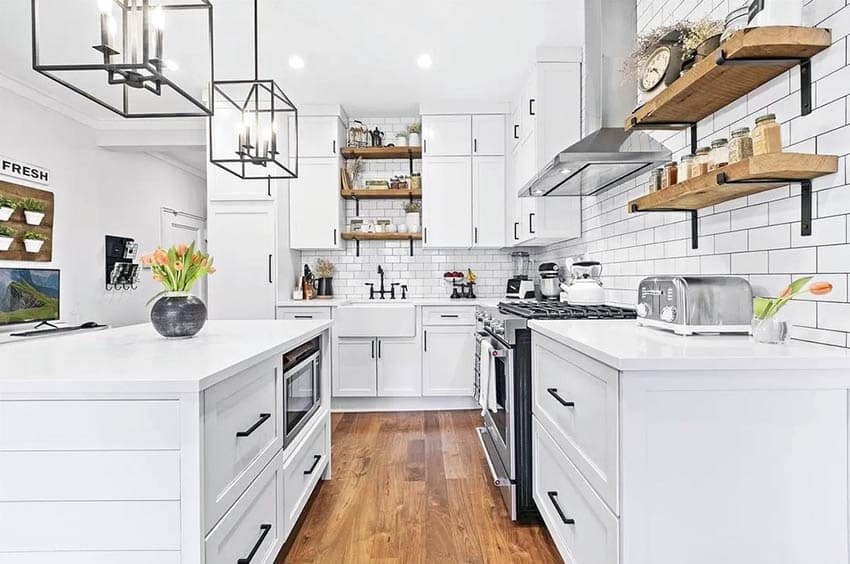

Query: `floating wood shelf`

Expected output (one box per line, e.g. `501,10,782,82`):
626,26,831,139
341,188,422,200
341,146,422,160
341,231,422,257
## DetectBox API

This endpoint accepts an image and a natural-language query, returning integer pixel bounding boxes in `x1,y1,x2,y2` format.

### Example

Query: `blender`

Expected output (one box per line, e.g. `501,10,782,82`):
505,252,534,299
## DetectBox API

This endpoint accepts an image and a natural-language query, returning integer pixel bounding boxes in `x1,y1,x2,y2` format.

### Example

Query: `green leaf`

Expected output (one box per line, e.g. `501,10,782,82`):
753,297,774,319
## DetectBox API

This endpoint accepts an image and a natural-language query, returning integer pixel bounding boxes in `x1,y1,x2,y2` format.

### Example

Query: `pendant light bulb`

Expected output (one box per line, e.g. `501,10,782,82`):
150,6,165,30
97,0,112,14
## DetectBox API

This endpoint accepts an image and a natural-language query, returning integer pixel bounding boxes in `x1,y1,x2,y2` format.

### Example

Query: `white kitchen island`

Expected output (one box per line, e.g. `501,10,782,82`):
0,320,333,564
529,320,850,564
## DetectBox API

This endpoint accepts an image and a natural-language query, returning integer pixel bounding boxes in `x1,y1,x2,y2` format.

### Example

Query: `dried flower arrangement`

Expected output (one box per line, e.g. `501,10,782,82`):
314,258,335,279
622,21,700,81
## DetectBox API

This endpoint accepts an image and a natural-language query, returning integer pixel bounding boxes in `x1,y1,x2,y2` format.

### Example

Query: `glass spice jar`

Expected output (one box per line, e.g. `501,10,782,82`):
649,168,664,192
695,147,711,177
679,155,694,182
729,127,754,163
752,113,782,155
662,161,678,189
709,138,729,170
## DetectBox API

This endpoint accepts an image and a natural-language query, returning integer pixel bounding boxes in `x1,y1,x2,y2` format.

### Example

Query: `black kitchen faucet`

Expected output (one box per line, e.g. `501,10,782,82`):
365,265,406,299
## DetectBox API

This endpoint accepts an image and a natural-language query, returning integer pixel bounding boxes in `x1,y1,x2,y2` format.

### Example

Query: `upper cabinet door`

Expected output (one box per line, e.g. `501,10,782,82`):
207,162,274,201
472,156,506,248
472,115,505,156
297,116,342,158
422,156,472,248
422,115,472,156
289,158,342,250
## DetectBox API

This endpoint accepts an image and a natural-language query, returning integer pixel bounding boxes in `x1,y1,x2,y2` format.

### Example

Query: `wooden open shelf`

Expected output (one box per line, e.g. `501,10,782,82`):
341,146,422,160
341,188,421,200
340,232,422,241
628,153,837,212
626,27,831,131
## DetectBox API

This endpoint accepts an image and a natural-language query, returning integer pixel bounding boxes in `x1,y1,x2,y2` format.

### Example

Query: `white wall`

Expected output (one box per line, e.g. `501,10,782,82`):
536,0,850,348
0,87,206,329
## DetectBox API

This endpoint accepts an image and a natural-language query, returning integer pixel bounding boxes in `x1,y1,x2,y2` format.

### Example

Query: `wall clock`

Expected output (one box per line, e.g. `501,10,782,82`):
638,43,683,104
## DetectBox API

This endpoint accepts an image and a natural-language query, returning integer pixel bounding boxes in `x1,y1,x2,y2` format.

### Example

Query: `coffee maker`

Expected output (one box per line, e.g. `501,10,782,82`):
538,262,562,301
505,252,534,299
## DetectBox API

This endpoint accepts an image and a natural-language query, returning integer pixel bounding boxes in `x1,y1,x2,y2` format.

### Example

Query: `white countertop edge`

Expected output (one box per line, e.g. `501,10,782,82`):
277,298,498,307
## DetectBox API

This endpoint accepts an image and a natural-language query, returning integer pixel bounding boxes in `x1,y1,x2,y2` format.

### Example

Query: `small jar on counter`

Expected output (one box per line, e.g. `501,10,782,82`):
709,138,729,170
752,113,782,155
679,155,695,182
649,168,664,192
662,161,678,189
729,127,754,163
695,147,711,177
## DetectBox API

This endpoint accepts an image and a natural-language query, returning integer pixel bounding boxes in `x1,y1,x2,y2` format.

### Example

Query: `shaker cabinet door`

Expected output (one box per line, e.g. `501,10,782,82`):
289,158,342,250
422,156,472,248
472,115,505,156
472,156,506,248
422,326,475,396
335,339,377,397
422,115,472,156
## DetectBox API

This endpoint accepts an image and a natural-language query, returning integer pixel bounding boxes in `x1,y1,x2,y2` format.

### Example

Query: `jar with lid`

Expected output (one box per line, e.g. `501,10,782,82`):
649,168,664,192
679,155,694,182
662,162,678,189
410,173,421,190
694,147,711,177
709,138,729,170
729,127,754,163
752,113,782,155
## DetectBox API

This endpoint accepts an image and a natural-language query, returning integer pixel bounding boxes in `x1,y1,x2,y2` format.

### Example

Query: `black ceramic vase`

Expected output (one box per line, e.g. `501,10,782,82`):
317,277,333,297
150,293,207,338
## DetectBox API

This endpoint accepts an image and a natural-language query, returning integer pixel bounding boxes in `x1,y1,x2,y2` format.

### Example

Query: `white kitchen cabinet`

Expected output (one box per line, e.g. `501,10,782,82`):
472,156,506,248
207,161,276,201
289,158,342,250
422,115,471,156
207,201,276,320
377,338,422,397
335,338,378,397
422,156,472,248
422,325,475,396
518,197,581,245
472,115,505,156
296,116,346,158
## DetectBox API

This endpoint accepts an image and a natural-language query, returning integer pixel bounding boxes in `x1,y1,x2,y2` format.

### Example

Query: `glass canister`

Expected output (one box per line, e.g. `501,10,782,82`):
662,161,678,189
679,155,694,182
729,127,754,163
410,173,421,190
649,168,663,192
752,113,782,155
709,138,729,170
695,147,711,177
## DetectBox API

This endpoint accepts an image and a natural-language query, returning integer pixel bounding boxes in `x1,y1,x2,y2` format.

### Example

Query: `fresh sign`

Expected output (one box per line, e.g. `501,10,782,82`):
0,155,50,185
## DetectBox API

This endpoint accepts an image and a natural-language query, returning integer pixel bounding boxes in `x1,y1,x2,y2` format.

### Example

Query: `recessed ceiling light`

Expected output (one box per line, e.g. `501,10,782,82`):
288,55,305,70
164,59,179,72
533,189,543,195
560,168,572,175
417,54,433,69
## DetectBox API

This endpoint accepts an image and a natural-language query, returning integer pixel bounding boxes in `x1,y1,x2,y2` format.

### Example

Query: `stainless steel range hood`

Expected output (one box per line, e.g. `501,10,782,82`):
521,0,671,198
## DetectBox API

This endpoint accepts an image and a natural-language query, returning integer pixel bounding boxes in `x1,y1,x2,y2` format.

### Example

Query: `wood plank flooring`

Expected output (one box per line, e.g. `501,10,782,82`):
280,410,561,564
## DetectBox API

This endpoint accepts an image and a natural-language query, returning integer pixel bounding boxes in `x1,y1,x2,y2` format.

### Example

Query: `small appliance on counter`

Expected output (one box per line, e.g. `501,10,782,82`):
505,251,534,299
636,276,753,335
561,260,605,305
537,262,561,301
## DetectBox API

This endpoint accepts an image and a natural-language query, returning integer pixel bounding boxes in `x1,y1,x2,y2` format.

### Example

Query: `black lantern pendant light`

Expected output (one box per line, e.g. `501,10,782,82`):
208,0,298,180
31,0,214,118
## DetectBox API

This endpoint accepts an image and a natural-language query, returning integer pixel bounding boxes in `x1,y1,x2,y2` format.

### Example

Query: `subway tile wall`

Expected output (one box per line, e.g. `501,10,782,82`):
535,0,850,347
300,116,516,299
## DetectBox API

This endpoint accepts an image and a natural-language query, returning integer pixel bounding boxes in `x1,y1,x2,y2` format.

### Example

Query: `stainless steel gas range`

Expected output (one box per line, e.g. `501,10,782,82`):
475,300,636,523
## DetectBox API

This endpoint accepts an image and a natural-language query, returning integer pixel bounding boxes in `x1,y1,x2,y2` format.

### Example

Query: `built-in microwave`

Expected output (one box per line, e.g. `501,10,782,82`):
282,336,321,446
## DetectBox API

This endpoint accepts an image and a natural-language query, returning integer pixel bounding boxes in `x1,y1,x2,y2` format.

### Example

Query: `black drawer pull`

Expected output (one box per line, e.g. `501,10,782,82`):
547,388,575,407
304,454,322,475
547,491,575,525
237,523,272,564
294,315,314,319
440,314,459,318
236,413,271,437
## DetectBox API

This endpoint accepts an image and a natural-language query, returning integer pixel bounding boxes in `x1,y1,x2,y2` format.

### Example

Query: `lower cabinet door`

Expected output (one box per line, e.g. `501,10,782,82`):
205,451,283,564
335,338,377,397
377,337,422,397
422,325,475,396
283,415,329,540
533,417,618,564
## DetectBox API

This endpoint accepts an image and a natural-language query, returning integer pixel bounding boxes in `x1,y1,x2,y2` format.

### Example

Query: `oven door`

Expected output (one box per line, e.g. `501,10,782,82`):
283,342,321,446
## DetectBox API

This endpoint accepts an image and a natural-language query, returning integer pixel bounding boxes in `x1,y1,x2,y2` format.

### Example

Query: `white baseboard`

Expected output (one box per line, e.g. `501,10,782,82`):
331,395,480,413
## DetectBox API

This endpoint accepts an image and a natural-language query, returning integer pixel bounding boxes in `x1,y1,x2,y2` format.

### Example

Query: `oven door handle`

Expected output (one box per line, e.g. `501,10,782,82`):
475,427,511,487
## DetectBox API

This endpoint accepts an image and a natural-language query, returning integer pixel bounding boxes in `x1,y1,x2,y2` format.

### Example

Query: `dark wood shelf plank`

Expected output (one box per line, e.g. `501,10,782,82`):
340,188,422,200
340,232,422,241
341,147,422,160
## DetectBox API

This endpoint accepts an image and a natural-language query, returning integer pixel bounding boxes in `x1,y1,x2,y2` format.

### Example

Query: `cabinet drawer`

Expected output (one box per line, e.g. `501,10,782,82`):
205,451,283,564
532,332,619,513
283,414,329,539
422,306,475,326
533,417,618,564
277,307,332,321
204,356,282,531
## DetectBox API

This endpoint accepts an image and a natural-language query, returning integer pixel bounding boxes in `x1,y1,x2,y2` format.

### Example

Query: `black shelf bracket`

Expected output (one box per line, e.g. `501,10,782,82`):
409,237,414,256
630,205,700,249
715,50,813,115
716,173,813,236
629,118,698,154
351,236,416,258
354,196,360,215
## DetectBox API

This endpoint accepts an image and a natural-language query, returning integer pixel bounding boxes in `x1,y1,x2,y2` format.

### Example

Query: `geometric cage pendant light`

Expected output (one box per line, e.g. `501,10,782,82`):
208,0,298,180
31,0,214,118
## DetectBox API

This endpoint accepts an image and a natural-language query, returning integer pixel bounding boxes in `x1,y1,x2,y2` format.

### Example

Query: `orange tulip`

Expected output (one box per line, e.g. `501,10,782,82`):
192,253,201,265
209,266,217,274
200,258,208,267
810,282,833,295
140,254,152,266
153,249,169,266
153,274,163,281
174,261,183,271
779,285,793,298
175,244,189,257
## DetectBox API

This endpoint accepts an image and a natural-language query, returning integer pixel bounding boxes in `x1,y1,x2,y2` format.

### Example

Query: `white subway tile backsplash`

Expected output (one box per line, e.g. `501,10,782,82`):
749,224,791,250
714,230,748,253
732,251,769,274
769,247,817,273
790,98,845,144
790,215,846,246
817,301,850,331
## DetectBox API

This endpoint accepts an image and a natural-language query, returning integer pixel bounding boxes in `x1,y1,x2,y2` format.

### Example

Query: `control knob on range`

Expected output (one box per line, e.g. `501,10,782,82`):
491,321,505,336
660,305,678,323
636,302,650,318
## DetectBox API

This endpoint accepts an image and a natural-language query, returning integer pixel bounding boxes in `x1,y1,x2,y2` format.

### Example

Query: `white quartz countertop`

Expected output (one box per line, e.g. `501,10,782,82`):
529,319,850,371
0,320,331,394
277,297,498,307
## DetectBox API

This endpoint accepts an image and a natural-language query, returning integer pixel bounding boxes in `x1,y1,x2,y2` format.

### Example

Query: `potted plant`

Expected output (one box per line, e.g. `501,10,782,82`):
408,121,422,146
140,242,216,338
0,195,17,221
752,276,832,343
23,231,47,253
21,198,46,226
683,18,723,64
0,225,15,251
404,201,421,232
395,130,409,147
346,157,364,189
314,258,335,298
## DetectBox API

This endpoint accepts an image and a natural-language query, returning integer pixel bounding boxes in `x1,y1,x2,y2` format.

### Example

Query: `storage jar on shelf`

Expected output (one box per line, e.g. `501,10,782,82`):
649,168,664,192
709,138,729,170
694,147,711,177
662,161,678,189
679,155,694,182
752,113,782,155
729,127,754,163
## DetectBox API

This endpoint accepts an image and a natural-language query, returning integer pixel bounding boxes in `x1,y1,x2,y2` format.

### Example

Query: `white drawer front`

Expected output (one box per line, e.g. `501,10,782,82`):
283,414,329,539
532,332,619,513
533,417,618,564
422,306,475,326
205,451,283,564
204,356,282,531
276,307,332,321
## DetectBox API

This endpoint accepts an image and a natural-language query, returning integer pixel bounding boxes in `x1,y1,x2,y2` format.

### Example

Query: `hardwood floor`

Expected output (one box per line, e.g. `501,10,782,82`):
280,410,561,564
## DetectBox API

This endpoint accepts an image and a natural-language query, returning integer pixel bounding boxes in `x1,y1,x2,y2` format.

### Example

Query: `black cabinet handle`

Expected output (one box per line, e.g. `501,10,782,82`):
371,340,375,359
424,330,427,352
424,227,427,244
333,228,337,245
529,98,536,116
304,454,322,475
236,413,271,437
267,177,271,197
547,491,575,525
378,340,382,358
237,524,272,564
513,124,519,139
547,388,575,407
423,139,427,153
440,314,459,318
474,138,478,153
332,139,336,154
529,213,536,234
513,222,519,241
268,254,273,283
294,315,313,319
474,227,479,244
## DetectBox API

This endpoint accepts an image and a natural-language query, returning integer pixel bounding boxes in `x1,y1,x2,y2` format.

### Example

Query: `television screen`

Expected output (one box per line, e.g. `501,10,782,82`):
0,268,60,325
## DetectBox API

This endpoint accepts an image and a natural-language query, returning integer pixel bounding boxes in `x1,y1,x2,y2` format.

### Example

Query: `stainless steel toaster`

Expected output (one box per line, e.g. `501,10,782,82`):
636,276,753,335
